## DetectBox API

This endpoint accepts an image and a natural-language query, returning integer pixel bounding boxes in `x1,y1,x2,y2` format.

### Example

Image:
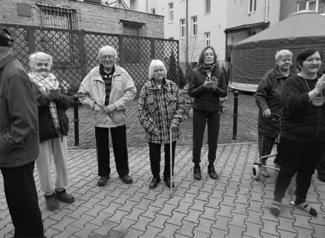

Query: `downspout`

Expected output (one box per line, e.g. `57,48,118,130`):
264,0,269,22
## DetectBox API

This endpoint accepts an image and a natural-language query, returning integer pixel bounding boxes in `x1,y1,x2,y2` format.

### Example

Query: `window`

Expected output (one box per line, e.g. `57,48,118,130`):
168,2,174,22
248,0,257,13
204,32,210,46
180,18,185,37
206,0,211,13
191,16,198,36
297,0,319,11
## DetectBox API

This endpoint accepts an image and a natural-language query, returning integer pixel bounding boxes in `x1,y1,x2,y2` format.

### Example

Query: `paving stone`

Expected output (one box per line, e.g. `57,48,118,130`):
166,211,187,226
157,223,180,238
294,215,312,229
107,210,129,224
158,204,177,216
217,205,233,218
141,225,163,238
277,230,297,238
52,225,79,238
73,223,97,237
191,199,206,212
112,218,136,234
92,220,118,237
313,223,325,238
192,230,211,238
151,196,170,208
149,214,170,229
183,209,203,223
201,207,218,220
229,213,246,228
89,212,112,226
123,228,144,238
225,225,245,238
51,216,76,231
176,220,197,237
70,214,94,229
124,207,145,221
278,217,296,233
212,216,231,231
141,205,161,219
220,195,236,207
243,222,261,238
195,218,214,234
119,200,138,212
261,220,279,236
210,228,228,238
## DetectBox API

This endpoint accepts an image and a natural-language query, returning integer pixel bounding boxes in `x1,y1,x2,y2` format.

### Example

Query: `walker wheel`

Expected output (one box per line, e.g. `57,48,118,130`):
252,164,261,180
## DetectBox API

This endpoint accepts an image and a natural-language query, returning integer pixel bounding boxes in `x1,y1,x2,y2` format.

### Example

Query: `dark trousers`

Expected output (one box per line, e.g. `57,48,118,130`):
1,162,44,238
95,126,129,178
258,133,277,159
192,110,220,165
316,151,325,175
273,138,323,202
149,141,176,180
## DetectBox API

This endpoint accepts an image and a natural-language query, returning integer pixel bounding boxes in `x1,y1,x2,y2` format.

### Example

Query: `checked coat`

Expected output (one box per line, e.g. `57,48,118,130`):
138,78,186,144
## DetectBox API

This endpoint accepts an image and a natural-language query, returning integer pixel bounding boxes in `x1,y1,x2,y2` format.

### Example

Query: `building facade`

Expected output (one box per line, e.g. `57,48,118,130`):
280,0,325,20
0,0,164,38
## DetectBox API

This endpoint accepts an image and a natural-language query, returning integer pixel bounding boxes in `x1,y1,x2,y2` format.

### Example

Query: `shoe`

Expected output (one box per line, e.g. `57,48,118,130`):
149,177,160,189
45,193,59,211
318,172,325,182
260,160,270,177
55,189,75,204
208,165,218,180
164,177,175,188
97,176,109,186
193,165,202,180
270,200,281,217
121,175,133,184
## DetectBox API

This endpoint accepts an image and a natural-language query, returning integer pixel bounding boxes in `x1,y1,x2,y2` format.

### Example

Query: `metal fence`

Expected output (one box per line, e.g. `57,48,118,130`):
1,23,180,92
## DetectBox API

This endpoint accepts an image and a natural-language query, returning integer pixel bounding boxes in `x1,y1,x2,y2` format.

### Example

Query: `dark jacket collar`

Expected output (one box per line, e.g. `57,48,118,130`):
0,47,15,69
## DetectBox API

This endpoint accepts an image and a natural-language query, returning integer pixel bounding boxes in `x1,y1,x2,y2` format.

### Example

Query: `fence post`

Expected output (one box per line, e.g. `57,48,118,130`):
150,38,155,59
232,90,239,140
26,26,35,54
78,30,86,79
118,35,124,65
73,95,79,146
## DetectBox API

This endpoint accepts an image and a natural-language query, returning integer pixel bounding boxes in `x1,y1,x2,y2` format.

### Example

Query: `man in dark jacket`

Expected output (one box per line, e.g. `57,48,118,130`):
0,27,45,237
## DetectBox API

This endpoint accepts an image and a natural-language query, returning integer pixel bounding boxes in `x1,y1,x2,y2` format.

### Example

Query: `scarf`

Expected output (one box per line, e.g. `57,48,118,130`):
28,72,60,130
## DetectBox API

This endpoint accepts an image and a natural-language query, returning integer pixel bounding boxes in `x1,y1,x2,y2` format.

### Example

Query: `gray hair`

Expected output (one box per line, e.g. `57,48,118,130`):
98,45,118,60
29,52,53,71
275,49,293,62
148,59,167,79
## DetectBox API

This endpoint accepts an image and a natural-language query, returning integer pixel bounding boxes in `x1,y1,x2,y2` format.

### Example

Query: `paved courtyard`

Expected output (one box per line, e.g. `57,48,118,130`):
0,143,324,238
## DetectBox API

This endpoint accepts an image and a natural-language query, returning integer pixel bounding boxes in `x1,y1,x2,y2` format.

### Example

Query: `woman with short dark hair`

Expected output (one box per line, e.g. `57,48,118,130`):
270,48,325,217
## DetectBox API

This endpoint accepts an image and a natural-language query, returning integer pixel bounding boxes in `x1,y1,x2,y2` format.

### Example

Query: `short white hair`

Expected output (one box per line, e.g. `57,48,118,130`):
29,52,53,71
148,59,167,80
275,49,293,62
98,45,117,60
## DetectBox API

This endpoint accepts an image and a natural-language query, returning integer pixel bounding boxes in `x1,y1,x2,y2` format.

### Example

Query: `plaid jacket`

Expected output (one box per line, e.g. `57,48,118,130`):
138,79,186,144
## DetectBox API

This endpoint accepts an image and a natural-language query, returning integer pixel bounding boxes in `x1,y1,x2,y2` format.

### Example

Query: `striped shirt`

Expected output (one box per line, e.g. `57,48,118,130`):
100,64,115,105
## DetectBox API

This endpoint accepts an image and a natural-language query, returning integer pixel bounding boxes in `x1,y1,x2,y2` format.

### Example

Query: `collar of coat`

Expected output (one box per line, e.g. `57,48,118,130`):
94,64,121,82
0,47,15,69
149,78,168,90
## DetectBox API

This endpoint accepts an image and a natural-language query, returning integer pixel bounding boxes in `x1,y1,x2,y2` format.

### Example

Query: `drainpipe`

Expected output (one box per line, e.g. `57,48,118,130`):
264,0,269,22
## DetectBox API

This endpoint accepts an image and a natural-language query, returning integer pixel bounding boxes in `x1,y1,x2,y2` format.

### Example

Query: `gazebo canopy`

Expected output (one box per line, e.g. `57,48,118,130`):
230,11,325,92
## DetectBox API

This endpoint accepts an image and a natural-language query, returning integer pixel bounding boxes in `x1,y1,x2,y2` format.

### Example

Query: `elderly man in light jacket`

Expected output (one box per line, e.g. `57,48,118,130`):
78,45,137,186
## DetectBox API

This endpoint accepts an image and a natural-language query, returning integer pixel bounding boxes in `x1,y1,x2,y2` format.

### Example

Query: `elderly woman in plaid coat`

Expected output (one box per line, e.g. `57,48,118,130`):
138,59,186,189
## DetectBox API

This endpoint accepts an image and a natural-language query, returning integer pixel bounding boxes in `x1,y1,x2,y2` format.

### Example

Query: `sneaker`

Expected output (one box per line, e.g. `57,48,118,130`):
260,160,270,177
208,165,218,180
55,189,75,204
45,193,59,211
193,165,202,180
270,200,281,216
120,175,133,184
97,176,109,186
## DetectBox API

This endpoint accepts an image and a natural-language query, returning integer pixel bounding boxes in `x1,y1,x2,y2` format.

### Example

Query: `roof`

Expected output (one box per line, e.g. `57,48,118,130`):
234,11,325,47
224,21,269,33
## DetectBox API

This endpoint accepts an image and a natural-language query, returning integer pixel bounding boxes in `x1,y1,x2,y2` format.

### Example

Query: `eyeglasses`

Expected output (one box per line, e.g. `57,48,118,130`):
101,55,115,60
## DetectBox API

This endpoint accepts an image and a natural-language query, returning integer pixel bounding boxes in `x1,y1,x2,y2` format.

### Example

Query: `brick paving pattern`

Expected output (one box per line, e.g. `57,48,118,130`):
0,144,324,238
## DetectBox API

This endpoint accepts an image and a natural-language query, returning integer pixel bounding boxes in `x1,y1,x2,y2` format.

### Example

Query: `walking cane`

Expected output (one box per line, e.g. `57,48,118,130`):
169,128,173,198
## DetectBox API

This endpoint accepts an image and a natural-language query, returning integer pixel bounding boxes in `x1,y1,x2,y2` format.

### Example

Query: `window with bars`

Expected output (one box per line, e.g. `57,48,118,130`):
168,2,174,22
296,0,325,11
37,4,78,29
191,16,198,36
180,18,185,38
248,0,257,13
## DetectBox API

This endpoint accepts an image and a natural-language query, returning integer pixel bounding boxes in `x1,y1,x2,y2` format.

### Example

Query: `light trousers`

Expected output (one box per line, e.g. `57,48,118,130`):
36,136,68,195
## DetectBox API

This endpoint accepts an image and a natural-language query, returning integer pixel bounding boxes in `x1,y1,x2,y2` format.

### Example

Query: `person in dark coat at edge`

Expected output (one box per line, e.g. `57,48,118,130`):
188,46,228,180
0,27,45,237
255,49,294,177
270,48,325,217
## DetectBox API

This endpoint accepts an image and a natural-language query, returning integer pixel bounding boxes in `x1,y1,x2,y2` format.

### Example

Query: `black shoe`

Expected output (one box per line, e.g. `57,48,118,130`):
45,193,59,211
193,165,201,180
121,175,133,184
55,189,75,204
208,165,218,180
164,177,175,188
97,176,109,186
149,177,160,189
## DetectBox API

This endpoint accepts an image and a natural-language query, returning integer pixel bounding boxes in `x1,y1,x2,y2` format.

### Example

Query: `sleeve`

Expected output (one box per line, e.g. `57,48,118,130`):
171,84,186,126
138,85,158,134
282,77,310,113
0,71,38,154
255,71,271,113
212,69,227,98
78,72,96,109
188,70,207,97
113,70,137,110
